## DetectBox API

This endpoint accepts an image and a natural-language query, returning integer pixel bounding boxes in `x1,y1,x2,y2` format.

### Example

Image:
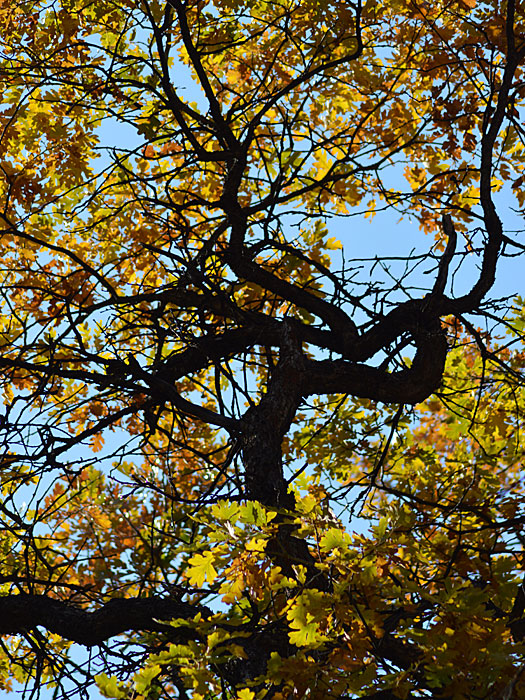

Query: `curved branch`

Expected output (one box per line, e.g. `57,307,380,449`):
225,253,359,352
446,18,525,314
305,317,447,405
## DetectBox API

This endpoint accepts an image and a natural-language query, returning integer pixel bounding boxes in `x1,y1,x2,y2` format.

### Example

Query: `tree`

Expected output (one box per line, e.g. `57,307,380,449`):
0,0,525,697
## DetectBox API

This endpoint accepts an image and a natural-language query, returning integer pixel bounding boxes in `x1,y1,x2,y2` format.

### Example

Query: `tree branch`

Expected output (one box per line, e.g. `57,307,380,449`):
0,595,210,647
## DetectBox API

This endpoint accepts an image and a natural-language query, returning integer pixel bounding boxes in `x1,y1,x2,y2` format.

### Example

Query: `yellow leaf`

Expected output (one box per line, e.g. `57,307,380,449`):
133,665,160,694
286,591,330,647
220,575,244,603
326,237,342,250
94,674,127,699
236,689,255,700
185,551,218,587
245,537,266,552
319,528,351,552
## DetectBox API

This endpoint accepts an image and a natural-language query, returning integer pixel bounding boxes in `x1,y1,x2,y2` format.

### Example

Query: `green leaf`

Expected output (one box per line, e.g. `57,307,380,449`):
319,528,351,552
94,674,127,699
134,664,161,694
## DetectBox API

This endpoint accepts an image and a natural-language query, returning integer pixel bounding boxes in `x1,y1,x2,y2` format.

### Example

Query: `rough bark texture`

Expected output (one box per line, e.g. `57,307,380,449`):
0,595,210,647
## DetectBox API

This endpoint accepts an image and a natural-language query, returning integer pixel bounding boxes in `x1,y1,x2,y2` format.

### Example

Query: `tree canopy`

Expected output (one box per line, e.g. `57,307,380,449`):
1,0,525,697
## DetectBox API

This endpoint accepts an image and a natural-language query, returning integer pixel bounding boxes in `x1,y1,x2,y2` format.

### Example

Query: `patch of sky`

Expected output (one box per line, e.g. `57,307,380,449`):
320,164,523,317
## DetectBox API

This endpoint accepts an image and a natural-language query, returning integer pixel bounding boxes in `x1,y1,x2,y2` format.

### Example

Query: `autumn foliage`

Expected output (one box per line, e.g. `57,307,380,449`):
0,0,525,698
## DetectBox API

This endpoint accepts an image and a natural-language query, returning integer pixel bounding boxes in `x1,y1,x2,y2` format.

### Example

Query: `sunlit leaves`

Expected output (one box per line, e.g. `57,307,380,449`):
285,589,331,647
186,551,219,587
94,674,127,700
319,528,352,552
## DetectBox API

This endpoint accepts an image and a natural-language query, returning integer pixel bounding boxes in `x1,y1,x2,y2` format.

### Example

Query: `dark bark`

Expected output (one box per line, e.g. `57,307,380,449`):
0,595,210,647
239,322,305,507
